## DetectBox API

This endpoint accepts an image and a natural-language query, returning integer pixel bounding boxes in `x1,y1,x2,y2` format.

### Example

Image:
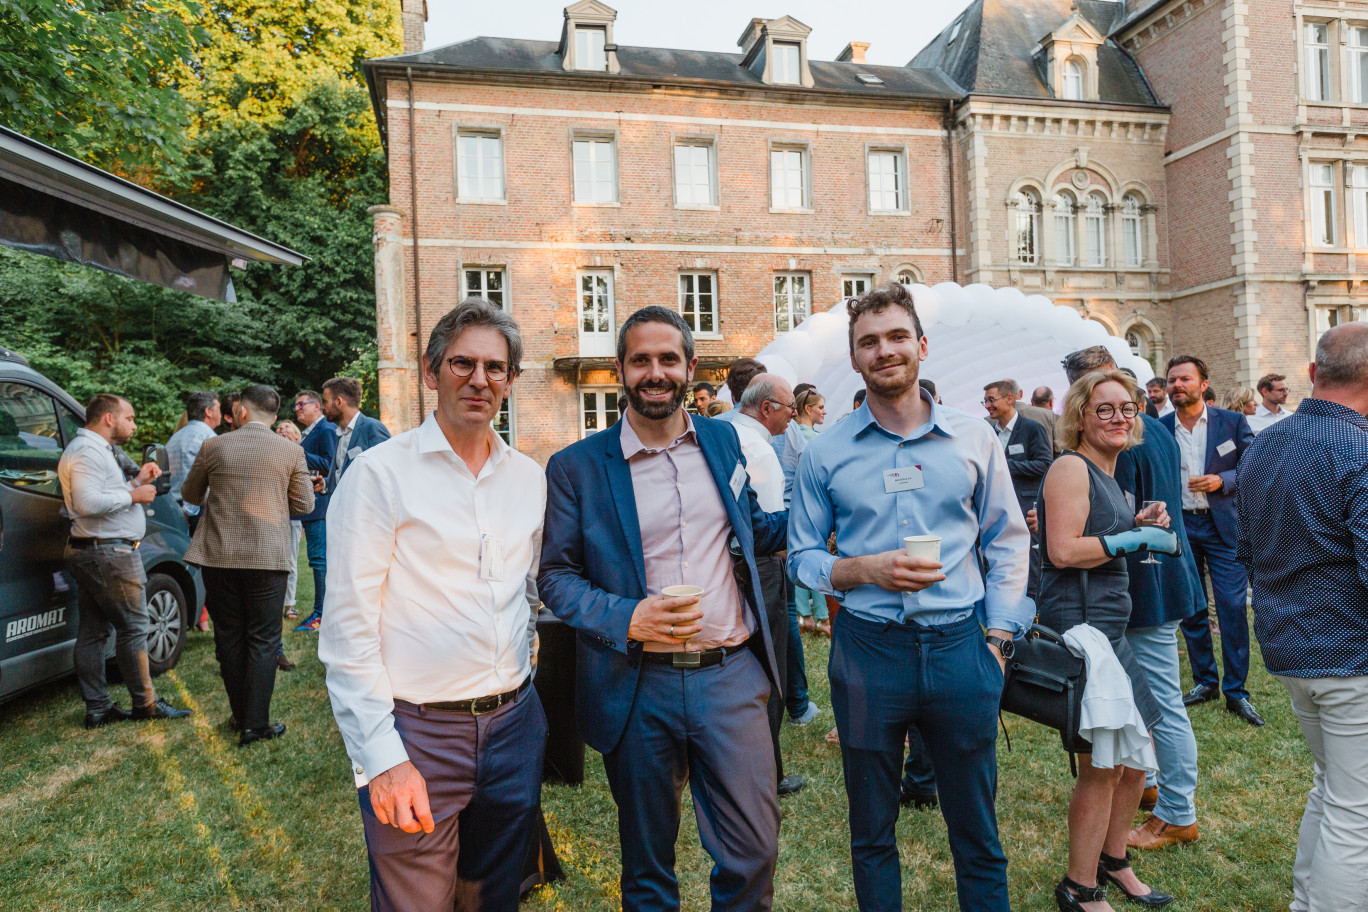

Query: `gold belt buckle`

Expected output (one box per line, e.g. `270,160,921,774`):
672,652,702,668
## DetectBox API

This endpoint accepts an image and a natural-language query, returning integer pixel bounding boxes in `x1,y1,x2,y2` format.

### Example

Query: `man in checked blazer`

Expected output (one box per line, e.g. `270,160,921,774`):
183,384,314,746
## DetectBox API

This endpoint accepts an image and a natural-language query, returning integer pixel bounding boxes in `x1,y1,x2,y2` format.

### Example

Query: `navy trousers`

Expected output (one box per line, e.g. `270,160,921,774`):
901,724,937,800
1179,512,1251,701
360,685,547,912
831,610,1009,912
602,648,779,912
301,518,327,614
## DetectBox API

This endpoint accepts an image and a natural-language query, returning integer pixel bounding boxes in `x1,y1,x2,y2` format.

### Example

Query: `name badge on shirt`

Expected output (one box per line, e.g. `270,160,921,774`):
479,534,505,582
729,462,747,501
1216,439,1235,457
348,445,364,460
883,466,924,494
1007,443,1025,456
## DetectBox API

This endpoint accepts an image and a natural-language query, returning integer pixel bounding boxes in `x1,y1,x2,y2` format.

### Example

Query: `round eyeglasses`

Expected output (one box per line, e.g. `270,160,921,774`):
445,356,511,382
1092,402,1140,421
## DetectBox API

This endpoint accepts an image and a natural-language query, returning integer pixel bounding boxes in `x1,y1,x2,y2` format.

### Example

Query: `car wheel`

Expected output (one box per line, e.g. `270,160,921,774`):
144,573,188,676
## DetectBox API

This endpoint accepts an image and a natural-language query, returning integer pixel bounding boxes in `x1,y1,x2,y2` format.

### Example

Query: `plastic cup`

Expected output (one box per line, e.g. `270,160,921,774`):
903,535,941,563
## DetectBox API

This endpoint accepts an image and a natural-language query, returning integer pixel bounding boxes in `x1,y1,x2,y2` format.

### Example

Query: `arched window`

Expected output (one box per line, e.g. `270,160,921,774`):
1122,195,1144,267
895,266,920,287
1015,190,1040,265
1053,191,1076,266
1062,58,1084,100
1126,329,1147,358
1083,192,1107,267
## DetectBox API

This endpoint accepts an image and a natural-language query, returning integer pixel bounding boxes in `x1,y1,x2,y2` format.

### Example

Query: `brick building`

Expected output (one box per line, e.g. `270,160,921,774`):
364,0,1355,460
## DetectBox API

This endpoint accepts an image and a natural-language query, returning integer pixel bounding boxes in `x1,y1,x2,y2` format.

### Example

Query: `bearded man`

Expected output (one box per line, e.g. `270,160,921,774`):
787,283,1033,912
538,305,789,912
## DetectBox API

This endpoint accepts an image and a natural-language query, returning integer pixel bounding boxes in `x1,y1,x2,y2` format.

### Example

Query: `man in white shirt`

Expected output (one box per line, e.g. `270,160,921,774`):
59,394,192,729
1248,373,1291,434
319,299,547,912
1147,378,1175,417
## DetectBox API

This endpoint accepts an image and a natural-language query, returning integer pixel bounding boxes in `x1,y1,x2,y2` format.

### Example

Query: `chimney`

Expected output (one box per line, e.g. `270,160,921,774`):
836,41,870,64
737,17,767,55
401,0,428,55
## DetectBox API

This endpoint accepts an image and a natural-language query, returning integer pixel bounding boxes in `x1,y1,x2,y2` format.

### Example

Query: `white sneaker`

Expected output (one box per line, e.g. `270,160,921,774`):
789,702,821,726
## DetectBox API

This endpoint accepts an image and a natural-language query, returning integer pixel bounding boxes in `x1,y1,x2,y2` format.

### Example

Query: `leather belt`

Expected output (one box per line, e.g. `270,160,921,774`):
68,537,140,549
643,639,752,669
417,677,530,715
1182,508,1212,516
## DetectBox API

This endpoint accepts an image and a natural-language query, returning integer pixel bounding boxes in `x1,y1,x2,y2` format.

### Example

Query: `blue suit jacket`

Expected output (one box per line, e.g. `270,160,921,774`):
538,416,788,754
293,417,337,521
1115,414,1206,626
1159,406,1254,545
329,413,391,491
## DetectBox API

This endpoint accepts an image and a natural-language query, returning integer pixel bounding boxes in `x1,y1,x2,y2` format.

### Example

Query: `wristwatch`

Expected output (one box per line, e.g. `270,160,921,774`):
985,635,1015,659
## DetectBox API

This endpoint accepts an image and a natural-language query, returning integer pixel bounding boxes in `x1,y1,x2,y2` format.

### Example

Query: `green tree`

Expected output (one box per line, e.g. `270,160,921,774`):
0,0,207,178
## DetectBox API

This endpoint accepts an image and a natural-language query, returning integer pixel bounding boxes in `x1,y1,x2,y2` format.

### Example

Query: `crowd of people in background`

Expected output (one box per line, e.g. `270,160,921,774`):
55,284,1368,912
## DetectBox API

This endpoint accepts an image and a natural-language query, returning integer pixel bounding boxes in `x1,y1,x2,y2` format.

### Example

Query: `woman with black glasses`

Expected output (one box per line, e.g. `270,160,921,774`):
1038,370,1179,912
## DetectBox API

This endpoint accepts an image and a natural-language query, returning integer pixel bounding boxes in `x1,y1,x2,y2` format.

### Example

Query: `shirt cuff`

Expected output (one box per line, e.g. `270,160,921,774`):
985,602,1033,638
358,730,410,785
793,552,841,601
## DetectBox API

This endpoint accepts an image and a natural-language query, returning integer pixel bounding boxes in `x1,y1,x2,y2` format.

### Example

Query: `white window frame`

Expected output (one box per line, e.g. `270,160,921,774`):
494,396,515,445
769,143,811,212
577,270,615,356
1350,26,1368,103
1311,162,1337,247
772,42,802,86
579,386,622,437
1121,196,1144,268
672,137,717,209
1053,191,1076,267
866,147,908,214
678,271,719,336
574,26,607,72
773,272,810,333
1015,190,1040,265
1353,164,1368,247
572,132,618,205
842,274,873,299
1306,21,1331,101
1083,192,1108,267
462,266,508,310
454,129,506,203
1062,58,1084,100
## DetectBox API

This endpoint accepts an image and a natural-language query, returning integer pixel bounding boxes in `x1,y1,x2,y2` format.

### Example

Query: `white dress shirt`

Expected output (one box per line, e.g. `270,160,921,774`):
333,411,359,474
1247,403,1290,435
1174,407,1210,510
730,412,785,512
994,412,1018,450
57,428,145,539
318,414,546,785
1157,399,1175,418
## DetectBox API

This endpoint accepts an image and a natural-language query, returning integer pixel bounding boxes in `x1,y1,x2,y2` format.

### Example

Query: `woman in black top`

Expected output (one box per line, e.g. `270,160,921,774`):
1039,370,1179,912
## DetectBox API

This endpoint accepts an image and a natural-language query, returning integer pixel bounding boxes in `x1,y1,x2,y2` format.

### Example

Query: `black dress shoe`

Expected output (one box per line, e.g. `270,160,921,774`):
777,774,806,796
239,722,286,747
84,704,132,729
1056,875,1106,912
1225,697,1266,726
132,698,194,721
1181,684,1218,707
1098,850,1175,907
899,785,939,811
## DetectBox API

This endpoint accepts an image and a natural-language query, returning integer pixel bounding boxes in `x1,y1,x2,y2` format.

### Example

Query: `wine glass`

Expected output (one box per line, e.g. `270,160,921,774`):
1139,500,1164,565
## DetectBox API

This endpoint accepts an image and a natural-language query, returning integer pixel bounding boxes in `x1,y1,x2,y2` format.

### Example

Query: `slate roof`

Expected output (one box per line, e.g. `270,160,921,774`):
909,0,1159,106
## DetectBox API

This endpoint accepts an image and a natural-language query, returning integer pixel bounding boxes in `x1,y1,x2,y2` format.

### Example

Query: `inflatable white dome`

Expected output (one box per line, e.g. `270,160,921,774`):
740,283,1153,422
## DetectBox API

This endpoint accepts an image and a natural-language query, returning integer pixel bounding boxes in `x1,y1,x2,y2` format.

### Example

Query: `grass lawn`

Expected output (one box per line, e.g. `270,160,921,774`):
0,546,1311,911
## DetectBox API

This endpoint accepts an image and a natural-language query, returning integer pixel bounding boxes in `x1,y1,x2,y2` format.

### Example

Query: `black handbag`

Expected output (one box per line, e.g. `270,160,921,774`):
999,571,1091,755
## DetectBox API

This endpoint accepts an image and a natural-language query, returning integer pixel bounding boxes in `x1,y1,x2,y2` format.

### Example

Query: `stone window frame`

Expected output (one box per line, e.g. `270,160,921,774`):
578,385,623,438
839,271,876,300
1307,159,1340,248
865,143,911,216
670,133,720,211
460,264,511,312
678,269,721,338
892,264,922,287
1347,21,1368,104
569,127,621,207
452,124,507,205
495,395,516,446
1349,161,1368,248
1061,57,1086,101
1006,180,1045,266
768,139,814,214
773,270,812,333
1302,18,1334,103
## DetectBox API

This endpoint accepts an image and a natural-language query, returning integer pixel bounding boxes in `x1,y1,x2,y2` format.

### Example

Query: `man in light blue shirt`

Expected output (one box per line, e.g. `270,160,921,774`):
788,283,1032,912
165,390,221,533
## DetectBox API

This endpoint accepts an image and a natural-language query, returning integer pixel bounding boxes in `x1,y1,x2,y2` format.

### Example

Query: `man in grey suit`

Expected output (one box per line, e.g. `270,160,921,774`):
183,384,314,745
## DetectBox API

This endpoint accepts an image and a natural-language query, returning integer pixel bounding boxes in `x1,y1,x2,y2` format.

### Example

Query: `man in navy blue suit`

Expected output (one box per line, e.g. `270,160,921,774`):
288,390,335,624
1160,355,1263,726
539,306,788,912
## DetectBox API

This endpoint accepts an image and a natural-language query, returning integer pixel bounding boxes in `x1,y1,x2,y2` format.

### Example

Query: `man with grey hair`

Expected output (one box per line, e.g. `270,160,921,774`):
320,298,548,911
1236,322,1368,911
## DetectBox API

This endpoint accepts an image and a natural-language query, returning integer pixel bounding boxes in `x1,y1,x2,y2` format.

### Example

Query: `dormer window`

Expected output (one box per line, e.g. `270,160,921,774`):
1039,12,1103,101
1062,59,1084,100
772,42,801,85
575,27,607,71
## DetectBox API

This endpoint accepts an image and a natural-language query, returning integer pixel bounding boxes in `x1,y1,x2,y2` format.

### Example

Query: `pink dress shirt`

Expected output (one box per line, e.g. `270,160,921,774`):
618,413,752,652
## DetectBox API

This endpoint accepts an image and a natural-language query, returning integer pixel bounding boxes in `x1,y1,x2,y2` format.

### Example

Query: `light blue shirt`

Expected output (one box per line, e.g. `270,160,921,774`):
166,420,217,515
787,391,1034,635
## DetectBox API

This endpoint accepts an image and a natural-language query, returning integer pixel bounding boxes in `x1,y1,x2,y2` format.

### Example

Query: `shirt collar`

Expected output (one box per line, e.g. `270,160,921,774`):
1292,397,1368,430
416,411,510,465
343,411,360,433
303,415,326,435
75,427,111,449
732,411,772,439
851,387,958,442
619,410,696,459
1001,412,1018,435
1255,403,1282,417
